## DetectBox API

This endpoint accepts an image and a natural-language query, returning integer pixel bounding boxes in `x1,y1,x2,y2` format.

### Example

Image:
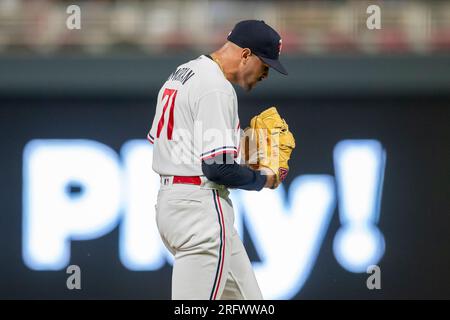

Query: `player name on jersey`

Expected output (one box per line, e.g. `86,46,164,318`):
167,67,195,85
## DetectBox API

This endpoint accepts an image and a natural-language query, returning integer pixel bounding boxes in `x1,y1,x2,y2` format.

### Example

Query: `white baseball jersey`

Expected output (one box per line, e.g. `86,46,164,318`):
147,55,241,176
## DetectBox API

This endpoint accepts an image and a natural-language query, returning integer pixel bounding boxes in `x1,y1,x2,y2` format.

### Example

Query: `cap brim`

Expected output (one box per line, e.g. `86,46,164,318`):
260,56,288,75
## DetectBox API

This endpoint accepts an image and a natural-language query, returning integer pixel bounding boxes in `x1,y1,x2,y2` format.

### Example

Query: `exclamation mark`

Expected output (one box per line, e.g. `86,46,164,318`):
332,140,386,273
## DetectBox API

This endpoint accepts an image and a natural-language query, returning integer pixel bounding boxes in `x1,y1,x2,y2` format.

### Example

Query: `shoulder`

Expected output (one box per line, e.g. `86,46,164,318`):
189,56,236,99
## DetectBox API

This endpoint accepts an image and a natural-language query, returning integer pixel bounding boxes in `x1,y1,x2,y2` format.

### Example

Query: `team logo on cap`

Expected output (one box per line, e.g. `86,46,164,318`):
278,39,283,55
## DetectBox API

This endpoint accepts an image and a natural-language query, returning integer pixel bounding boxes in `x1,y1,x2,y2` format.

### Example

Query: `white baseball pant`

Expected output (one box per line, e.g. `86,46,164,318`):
155,177,263,300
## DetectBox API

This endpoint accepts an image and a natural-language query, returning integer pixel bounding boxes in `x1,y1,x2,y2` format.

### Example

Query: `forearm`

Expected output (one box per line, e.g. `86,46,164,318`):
201,155,267,191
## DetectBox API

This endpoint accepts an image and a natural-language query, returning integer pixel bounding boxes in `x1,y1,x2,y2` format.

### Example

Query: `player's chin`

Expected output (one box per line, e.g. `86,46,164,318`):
244,81,258,92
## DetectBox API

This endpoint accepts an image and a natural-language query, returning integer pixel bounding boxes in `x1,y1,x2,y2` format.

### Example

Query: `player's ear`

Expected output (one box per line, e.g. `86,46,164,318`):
241,48,252,64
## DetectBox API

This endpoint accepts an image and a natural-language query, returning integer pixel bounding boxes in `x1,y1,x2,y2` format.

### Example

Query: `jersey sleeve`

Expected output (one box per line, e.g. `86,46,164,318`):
146,89,163,144
147,121,156,144
194,90,238,161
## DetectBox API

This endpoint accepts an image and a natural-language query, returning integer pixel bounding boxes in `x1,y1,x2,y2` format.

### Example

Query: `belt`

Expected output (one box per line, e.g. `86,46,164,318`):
160,175,229,195
171,176,202,186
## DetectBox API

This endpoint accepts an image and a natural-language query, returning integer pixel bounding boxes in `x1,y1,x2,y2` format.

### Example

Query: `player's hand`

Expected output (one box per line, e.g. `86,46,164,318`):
259,167,278,189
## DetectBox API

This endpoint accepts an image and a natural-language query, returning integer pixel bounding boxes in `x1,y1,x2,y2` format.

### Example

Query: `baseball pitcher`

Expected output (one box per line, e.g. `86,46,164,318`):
147,20,295,300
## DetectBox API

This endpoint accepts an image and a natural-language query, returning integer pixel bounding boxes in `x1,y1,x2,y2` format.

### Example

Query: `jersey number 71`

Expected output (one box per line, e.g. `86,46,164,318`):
156,88,178,140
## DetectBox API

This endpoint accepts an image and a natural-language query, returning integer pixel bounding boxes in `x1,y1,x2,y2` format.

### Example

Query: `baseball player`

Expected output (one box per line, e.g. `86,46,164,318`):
147,20,295,300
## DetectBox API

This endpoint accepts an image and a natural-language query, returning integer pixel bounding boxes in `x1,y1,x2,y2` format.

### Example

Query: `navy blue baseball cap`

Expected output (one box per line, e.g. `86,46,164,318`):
227,20,288,75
